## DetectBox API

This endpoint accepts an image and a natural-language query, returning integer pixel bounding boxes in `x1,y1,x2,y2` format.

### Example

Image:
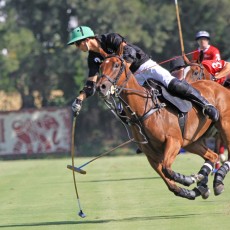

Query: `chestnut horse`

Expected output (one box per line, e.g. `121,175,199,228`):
97,54,230,200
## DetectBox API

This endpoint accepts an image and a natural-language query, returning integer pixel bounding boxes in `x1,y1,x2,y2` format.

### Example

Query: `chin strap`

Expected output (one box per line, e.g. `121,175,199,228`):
85,41,90,51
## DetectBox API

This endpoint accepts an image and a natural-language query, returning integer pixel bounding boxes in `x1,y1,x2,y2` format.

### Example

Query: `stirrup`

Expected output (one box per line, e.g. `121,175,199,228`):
202,104,213,115
202,104,219,122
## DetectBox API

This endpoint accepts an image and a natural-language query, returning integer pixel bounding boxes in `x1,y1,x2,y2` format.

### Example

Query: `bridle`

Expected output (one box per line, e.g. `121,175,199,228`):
99,55,133,96
98,55,166,145
188,63,216,82
189,63,205,81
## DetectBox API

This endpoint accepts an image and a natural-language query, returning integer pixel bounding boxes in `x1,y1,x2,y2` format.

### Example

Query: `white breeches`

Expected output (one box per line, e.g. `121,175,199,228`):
134,59,175,87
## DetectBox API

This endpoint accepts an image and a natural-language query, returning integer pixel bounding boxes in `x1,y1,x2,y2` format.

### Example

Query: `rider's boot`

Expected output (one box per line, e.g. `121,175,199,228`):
168,78,219,122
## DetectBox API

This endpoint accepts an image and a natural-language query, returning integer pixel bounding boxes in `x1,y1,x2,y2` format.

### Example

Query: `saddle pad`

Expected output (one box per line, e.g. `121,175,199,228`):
161,87,192,113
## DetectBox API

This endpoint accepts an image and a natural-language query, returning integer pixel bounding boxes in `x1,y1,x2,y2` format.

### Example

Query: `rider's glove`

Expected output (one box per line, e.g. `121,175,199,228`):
72,98,83,116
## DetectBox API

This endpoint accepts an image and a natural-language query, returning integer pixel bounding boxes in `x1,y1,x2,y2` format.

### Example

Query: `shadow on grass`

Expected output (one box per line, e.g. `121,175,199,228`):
83,176,160,183
0,213,221,228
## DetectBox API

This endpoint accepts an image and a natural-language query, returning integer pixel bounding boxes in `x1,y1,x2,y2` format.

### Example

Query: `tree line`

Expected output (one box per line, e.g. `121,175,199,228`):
1,0,230,155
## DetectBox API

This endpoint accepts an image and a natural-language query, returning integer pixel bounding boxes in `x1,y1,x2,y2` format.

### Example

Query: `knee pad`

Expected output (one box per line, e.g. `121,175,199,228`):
80,80,96,98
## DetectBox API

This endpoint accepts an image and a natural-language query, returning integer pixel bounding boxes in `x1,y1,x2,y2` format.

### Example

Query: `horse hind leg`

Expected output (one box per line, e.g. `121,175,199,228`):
213,161,230,195
213,120,230,195
184,141,218,199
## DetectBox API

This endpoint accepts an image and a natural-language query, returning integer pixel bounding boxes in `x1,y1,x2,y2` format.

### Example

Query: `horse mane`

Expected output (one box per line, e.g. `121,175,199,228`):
99,47,108,58
116,43,124,56
98,42,124,58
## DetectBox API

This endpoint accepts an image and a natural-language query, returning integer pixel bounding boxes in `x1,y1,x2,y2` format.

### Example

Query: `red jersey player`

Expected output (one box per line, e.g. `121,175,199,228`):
192,31,221,62
202,59,230,85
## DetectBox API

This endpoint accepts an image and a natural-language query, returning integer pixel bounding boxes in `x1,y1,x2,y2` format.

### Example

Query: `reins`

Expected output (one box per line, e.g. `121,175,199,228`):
100,55,165,145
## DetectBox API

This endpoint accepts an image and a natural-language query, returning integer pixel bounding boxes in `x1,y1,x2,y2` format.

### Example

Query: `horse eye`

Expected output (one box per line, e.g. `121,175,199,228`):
194,71,199,75
114,63,119,68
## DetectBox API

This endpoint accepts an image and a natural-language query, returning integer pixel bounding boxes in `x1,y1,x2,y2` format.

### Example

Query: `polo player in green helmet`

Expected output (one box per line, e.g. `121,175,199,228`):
67,26,95,46
68,26,219,123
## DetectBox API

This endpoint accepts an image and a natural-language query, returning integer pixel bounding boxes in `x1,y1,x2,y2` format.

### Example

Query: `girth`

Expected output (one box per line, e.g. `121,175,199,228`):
145,79,192,136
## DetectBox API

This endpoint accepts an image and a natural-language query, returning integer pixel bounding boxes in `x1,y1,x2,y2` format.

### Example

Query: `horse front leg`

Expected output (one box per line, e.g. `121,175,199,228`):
147,137,200,200
162,168,203,186
146,155,198,200
161,137,200,187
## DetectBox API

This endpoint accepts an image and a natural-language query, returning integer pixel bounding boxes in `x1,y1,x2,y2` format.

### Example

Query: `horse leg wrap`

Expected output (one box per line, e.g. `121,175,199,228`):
197,161,213,187
213,162,230,196
174,187,196,200
213,162,229,186
162,168,195,186
192,186,210,199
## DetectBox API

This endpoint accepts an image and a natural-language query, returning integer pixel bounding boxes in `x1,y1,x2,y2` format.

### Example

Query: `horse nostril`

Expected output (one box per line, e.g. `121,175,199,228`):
101,84,106,89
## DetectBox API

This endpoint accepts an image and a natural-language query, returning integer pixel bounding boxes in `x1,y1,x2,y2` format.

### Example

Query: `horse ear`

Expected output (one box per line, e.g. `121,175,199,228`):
98,47,108,58
198,50,204,64
116,43,124,56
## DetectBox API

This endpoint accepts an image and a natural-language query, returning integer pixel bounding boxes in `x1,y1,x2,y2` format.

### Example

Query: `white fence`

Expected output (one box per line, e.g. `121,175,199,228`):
0,107,71,155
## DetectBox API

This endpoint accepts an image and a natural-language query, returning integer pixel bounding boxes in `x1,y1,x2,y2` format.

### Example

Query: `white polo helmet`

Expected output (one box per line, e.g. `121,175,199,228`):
195,31,210,40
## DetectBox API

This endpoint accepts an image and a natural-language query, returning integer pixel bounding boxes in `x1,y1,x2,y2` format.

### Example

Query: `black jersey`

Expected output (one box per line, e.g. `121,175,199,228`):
87,33,150,77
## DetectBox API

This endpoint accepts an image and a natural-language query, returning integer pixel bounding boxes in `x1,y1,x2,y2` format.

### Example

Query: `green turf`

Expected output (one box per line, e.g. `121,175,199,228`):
0,154,230,230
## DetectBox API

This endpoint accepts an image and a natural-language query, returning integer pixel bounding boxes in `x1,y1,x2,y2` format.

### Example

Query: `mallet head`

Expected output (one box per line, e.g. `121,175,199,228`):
67,165,86,174
78,210,86,218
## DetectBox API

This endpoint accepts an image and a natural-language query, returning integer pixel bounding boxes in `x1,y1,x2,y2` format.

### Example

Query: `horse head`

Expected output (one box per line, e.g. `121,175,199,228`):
184,63,213,83
97,54,129,99
96,47,151,118
96,43,130,98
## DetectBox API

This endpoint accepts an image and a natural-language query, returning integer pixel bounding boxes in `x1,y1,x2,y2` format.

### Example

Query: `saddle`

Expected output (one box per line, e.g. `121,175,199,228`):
144,79,193,135
144,79,192,113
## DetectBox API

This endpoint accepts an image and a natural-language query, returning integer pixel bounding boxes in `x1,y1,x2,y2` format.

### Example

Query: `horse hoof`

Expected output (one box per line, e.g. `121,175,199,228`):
214,184,224,196
197,186,210,199
201,189,210,199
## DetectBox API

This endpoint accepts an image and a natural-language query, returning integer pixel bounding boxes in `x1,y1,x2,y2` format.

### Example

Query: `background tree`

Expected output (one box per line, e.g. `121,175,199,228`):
1,0,230,155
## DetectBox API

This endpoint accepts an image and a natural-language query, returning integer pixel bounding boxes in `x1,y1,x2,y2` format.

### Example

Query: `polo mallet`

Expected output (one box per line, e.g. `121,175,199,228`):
69,116,86,218
67,138,134,174
175,0,185,55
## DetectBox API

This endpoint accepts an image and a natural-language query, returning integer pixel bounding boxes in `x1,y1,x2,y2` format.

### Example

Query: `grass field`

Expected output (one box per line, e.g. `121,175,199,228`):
0,154,230,230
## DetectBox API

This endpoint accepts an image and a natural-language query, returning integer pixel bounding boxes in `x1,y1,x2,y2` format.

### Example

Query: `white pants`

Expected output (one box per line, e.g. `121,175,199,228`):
134,59,175,87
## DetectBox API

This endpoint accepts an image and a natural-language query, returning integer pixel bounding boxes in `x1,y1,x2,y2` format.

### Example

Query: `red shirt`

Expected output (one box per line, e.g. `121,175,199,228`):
192,45,221,61
202,60,226,84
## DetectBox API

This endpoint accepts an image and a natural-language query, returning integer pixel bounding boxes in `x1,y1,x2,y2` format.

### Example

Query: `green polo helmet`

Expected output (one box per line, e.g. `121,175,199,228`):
67,26,95,45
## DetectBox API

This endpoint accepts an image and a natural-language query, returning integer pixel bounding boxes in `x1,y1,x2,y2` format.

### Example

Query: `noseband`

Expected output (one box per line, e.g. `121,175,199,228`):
100,55,132,92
